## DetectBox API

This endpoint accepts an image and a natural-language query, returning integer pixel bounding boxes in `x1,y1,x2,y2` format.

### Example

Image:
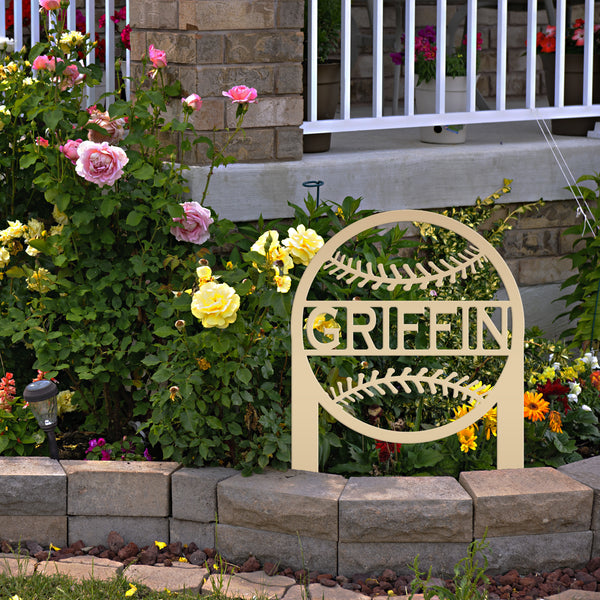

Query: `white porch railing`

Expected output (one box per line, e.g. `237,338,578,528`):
304,0,600,135
0,0,130,104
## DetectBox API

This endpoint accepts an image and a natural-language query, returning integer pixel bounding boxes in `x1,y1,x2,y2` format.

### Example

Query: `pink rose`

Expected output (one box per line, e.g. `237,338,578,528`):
170,202,213,245
60,64,85,90
148,44,167,68
39,0,61,10
59,138,82,164
75,141,129,188
32,55,56,71
222,85,258,104
181,93,202,111
86,108,127,144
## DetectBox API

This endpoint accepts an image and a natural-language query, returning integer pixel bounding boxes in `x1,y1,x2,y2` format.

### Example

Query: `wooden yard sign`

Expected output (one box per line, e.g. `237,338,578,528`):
291,210,524,471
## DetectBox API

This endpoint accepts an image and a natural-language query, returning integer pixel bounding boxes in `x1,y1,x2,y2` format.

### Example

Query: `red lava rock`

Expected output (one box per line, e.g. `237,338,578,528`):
496,570,520,587
35,551,48,561
264,562,278,576
107,531,125,553
570,580,585,590
361,585,372,595
560,574,572,586
138,545,158,566
366,578,379,587
583,582,598,591
282,568,294,578
188,550,207,566
1,541,13,553
588,558,600,572
379,581,392,591
519,577,538,588
204,548,216,558
576,571,596,584
123,557,137,567
295,569,309,584
240,556,261,572
117,542,139,561
317,574,335,583
168,542,182,555
320,579,337,588
163,559,172,567
564,568,575,577
381,569,397,582
546,570,562,583
98,550,111,559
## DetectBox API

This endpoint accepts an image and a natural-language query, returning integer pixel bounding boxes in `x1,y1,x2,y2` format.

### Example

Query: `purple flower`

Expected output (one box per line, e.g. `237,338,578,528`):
144,448,153,461
100,449,112,460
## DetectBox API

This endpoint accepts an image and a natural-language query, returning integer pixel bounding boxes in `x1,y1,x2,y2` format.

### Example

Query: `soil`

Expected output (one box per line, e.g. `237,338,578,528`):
4,534,600,600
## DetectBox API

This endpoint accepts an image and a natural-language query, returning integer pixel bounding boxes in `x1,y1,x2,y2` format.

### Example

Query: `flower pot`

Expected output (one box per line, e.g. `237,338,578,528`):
303,62,340,153
541,53,600,136
414,76,468,144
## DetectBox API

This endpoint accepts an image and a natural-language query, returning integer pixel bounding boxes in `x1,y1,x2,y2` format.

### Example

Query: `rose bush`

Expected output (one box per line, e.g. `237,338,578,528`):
0,0,258,444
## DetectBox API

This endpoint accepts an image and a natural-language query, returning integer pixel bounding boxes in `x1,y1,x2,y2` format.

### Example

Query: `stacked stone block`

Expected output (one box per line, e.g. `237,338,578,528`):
62,460,180,547
170,466,236,549
459,467,594,574
338,476,473,576
129,0,304,164
216,469,346,574
0,457,67,547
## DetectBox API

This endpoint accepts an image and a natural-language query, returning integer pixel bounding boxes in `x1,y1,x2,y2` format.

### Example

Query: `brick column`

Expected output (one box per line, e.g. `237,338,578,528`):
130,0,304,164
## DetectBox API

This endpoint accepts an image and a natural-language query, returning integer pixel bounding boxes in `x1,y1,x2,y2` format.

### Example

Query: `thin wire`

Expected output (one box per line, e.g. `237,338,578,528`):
536,119,597,238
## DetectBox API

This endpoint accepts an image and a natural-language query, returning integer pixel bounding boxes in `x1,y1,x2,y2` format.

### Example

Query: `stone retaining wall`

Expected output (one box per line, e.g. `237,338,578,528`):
3,457,600,577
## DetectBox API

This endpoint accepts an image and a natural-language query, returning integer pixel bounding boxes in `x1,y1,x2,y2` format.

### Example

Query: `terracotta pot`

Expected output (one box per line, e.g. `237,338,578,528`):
541,53,600,136
414,76,468,144
303,62,340,153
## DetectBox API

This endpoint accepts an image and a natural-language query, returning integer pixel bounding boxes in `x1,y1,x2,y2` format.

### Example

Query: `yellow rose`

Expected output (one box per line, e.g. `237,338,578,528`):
0,246,9,268
191,281,240,329
251,230,294,274
26,267,52,293
283,224,324,266
274,274,291,293
196,265,213,285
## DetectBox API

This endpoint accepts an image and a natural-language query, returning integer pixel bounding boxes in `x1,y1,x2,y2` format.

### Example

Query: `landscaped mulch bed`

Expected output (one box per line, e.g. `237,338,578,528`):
3,534,600,600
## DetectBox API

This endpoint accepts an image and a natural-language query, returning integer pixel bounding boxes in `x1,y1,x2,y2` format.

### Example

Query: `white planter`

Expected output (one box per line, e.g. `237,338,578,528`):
415,76,467,144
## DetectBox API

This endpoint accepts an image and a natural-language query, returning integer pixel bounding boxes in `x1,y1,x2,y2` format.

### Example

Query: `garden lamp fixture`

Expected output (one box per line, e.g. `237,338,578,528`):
24,379,59,460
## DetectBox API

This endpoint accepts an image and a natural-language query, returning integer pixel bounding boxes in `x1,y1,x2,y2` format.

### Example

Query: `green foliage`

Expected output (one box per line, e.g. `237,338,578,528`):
557,172,600,350
0,400,45,456
0,15,253,444
305,0,341,62
412,533,490,600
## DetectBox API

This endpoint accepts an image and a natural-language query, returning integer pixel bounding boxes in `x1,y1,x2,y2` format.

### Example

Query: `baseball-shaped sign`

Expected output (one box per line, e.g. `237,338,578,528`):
291,210,524,472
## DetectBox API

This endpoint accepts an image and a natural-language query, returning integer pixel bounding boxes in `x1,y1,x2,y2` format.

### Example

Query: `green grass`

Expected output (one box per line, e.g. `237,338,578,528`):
0,571,207,599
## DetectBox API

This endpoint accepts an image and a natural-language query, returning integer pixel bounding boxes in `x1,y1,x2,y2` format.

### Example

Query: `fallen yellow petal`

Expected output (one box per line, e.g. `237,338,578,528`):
125,583,137,596
154,541,167,549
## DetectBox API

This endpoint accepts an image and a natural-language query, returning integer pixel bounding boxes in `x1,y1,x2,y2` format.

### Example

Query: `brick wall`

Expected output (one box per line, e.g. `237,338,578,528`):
129,0,305,164
498,199,579,288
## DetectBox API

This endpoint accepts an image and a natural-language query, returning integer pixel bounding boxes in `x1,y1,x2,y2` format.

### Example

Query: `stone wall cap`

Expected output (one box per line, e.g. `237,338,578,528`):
341,475,472,501
559,456,600,490
60,460,181,476
459,467,593,496
219,468,347,498
0,456,65,477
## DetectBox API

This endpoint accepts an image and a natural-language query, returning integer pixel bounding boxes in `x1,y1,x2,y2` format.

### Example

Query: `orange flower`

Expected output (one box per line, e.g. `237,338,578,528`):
591,371,600,392
548,410,563,433
523,391,549,422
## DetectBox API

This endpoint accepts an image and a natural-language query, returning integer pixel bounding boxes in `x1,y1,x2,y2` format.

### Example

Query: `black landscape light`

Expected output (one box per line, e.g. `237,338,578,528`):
24,379,59,460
